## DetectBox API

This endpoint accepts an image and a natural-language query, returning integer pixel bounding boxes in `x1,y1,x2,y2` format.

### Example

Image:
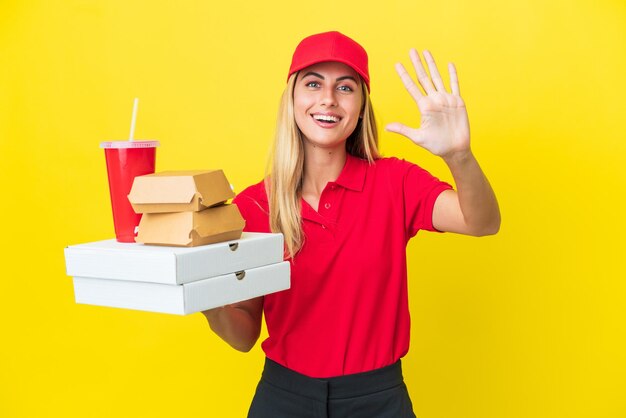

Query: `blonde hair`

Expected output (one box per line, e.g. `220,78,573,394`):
266,72,380,259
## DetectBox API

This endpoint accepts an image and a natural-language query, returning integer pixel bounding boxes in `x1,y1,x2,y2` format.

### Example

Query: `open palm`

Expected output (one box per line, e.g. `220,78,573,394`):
386,49,470,159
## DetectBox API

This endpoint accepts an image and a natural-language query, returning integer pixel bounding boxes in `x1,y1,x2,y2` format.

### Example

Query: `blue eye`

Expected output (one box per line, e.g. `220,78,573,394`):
304,81,354,92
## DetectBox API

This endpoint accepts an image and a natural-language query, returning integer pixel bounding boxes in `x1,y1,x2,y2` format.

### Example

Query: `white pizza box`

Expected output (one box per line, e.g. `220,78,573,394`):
72,261,290,315
64,232,284,285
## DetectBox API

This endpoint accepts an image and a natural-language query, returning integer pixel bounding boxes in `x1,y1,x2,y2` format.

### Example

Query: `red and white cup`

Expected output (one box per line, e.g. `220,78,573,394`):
101,140,159,242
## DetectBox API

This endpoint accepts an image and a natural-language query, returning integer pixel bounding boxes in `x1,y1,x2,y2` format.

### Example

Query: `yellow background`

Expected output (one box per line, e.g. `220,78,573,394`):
1,1,624,417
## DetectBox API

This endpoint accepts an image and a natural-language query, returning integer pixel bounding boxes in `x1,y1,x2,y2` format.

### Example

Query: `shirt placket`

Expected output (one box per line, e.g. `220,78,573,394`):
300,183,342,238
317,183,342,235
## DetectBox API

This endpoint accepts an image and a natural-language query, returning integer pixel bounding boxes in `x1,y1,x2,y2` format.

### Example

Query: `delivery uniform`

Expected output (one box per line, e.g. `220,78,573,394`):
233,153,452,417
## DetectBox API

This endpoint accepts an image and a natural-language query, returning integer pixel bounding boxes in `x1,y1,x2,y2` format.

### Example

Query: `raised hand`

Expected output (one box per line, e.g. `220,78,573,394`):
385,49,471,160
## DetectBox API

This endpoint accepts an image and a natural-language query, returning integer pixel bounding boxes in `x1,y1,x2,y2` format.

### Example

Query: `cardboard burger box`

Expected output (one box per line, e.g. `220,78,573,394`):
127,170,245,247
137,204,245,247
128,170,235,213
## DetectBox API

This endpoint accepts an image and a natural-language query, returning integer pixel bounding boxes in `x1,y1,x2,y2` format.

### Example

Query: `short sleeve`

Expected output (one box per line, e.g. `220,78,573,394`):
232,182,271,233
401,159,453,238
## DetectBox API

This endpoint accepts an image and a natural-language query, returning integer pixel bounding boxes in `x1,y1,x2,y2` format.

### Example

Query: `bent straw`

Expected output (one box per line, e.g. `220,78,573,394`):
129,98,139,141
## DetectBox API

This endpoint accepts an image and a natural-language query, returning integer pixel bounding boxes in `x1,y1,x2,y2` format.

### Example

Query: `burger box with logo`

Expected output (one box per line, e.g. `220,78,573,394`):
64,233,290,315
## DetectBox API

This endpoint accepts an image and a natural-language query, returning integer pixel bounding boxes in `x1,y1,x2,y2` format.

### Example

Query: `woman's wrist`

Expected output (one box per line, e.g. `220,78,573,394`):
442,148,474,167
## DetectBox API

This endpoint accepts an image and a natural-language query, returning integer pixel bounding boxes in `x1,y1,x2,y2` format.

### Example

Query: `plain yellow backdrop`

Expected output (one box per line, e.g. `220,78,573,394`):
1,1,625,417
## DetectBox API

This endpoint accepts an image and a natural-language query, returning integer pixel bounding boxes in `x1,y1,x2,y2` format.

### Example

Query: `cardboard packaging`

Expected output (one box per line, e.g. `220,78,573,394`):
72,261,291,315
128,170,235,214
64,232,284,285
135,203,245,247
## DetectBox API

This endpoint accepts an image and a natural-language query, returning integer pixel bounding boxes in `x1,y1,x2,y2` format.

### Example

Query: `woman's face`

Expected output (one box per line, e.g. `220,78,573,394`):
293,61,363,151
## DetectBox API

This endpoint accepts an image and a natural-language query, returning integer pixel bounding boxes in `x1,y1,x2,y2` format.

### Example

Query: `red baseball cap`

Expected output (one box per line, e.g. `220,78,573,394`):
287,31,370,92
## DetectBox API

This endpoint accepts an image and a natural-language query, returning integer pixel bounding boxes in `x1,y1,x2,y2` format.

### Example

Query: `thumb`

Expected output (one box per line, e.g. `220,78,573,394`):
384,122,412,137
385,123,426,146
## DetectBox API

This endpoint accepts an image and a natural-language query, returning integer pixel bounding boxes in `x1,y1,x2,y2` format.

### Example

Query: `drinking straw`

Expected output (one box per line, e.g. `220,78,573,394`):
129,98,139,141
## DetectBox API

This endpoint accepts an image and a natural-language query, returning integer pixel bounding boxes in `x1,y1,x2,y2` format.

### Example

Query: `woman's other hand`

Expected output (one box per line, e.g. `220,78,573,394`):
386,49,470,160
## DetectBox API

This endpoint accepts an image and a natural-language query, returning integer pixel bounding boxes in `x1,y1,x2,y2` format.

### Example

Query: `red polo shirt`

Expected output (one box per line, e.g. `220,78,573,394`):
233,154,452,378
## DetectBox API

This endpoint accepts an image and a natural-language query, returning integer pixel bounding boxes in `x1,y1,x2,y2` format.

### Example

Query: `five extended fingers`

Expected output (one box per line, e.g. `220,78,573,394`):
395,49,461,97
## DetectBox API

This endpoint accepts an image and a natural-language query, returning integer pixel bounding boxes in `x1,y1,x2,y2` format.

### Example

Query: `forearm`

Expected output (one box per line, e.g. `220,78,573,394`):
202,300,262,352
443,150,501,235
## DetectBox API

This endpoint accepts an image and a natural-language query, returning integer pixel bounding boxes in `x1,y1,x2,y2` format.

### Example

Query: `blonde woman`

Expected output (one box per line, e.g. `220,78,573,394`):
203,31,500,418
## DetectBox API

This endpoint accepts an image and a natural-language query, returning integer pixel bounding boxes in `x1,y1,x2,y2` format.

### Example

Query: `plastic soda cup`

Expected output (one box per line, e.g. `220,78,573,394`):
100,140,160,242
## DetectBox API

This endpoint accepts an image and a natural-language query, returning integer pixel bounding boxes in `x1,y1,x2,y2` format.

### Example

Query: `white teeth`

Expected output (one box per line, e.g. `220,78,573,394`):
313,114,340,122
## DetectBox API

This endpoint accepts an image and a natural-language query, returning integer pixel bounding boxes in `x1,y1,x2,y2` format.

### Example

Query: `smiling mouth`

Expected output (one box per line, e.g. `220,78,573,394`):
311,114,342,124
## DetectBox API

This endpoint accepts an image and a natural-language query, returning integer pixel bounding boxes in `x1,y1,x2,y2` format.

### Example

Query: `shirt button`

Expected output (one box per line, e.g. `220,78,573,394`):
322,225,326,229
324,203,331,209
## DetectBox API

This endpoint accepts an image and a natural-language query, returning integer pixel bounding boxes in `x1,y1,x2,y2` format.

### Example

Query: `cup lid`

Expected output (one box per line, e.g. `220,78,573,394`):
100,140,160,149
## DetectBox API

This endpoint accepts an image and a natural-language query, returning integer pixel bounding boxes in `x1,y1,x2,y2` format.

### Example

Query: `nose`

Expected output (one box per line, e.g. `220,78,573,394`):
320,85,337,107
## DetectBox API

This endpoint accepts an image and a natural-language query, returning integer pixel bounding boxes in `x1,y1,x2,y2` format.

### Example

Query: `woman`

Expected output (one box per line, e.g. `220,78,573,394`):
203,31,500,417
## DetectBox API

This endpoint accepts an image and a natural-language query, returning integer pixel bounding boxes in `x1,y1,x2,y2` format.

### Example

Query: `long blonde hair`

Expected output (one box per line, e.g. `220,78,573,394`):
266,72,380,259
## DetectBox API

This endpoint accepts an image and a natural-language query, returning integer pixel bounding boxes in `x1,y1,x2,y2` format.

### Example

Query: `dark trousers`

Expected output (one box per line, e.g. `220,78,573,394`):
247,358,416,418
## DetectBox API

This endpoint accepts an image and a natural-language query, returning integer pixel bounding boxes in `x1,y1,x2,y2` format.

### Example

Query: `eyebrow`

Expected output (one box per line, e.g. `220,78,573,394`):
301,71,358,84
